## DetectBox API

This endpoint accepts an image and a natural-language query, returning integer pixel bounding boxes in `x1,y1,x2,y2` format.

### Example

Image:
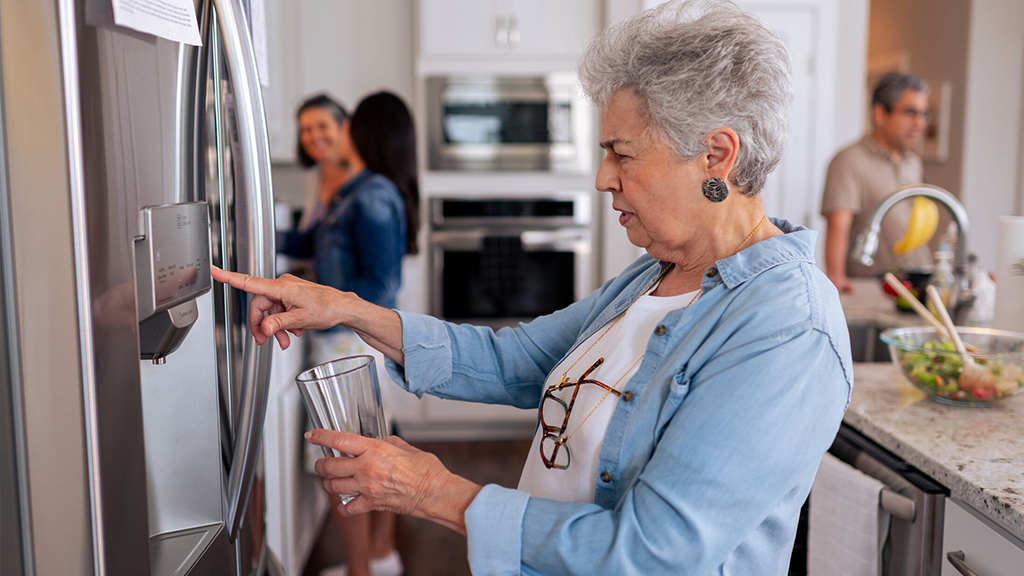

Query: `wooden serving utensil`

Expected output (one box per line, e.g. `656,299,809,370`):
884,273,979,352
884,273,952,339
926,285,995,392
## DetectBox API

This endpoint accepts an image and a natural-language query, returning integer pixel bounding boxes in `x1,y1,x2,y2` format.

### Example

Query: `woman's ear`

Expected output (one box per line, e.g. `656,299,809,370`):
704,127,740,181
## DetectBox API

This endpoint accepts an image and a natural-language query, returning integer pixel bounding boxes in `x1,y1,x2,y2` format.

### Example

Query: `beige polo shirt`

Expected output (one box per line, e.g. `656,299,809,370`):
821,136,931,277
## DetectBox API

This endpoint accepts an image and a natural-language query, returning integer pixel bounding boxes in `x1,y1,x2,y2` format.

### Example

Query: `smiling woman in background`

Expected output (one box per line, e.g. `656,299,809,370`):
292,94,351,240
217,1,851,574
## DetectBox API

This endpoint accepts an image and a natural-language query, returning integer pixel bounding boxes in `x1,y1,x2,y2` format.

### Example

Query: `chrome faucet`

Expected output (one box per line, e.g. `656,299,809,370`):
850,184,974,322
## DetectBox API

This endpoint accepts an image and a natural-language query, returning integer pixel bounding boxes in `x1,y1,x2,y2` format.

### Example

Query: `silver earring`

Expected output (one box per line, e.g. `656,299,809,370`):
703,178,729,202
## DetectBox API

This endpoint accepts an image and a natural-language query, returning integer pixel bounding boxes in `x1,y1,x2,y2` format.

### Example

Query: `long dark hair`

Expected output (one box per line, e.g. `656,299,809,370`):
295,93,348,168
348,91,420,255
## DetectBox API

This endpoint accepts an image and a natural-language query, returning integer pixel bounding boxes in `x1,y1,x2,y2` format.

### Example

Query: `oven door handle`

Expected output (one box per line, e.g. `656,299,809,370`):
430,230,589,252
519,231,589,252
946,551,982,576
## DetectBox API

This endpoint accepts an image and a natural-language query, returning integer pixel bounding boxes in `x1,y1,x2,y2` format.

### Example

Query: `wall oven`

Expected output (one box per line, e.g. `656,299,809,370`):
425,74,591,173
430,193,594,327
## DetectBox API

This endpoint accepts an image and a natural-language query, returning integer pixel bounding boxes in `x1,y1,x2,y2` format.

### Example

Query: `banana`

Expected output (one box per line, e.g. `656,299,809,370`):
893,196,939,254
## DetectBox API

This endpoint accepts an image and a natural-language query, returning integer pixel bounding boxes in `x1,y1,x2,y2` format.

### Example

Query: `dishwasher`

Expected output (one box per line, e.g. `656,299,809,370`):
822,423,950,575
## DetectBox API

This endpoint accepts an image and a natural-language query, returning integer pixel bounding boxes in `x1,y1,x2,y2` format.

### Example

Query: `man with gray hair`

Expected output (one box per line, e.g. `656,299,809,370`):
821,72,931,293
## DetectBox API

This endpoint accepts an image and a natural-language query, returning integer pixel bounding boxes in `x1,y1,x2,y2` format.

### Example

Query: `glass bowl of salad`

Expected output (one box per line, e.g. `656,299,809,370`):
879,327,1024,406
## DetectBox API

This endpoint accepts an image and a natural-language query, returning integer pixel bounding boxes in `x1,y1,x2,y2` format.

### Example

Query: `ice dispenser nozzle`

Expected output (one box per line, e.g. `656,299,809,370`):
134,202,213,364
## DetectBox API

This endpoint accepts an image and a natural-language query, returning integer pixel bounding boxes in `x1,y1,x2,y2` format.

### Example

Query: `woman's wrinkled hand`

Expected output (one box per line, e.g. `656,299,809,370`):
210,266,348,349
306,429,481,534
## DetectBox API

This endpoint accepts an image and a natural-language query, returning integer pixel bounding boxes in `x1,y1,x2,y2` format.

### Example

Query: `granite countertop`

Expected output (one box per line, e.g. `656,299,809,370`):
843,362,1024,539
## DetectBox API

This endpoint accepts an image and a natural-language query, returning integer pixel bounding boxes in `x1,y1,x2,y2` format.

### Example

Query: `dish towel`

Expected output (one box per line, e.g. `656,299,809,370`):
808,453,891,576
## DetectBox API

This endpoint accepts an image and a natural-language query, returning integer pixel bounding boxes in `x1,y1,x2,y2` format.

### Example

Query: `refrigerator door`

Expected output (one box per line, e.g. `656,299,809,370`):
203,0,277,573
0,0,275,574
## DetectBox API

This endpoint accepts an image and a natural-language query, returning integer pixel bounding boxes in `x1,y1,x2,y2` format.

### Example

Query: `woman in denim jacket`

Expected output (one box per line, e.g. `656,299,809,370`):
279,91,419,576
217,2,851,574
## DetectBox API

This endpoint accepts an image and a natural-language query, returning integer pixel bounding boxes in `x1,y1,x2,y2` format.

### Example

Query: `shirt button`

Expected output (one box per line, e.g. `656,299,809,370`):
655,325,667,336
706,267,718,278
622,391,634,402
600,471,613,483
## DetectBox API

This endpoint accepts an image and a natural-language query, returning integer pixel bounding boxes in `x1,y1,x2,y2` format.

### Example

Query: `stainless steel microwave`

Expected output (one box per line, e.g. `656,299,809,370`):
425,74,592,173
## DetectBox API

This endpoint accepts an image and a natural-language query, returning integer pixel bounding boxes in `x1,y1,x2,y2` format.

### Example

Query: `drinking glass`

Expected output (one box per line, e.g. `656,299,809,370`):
295,355,387,504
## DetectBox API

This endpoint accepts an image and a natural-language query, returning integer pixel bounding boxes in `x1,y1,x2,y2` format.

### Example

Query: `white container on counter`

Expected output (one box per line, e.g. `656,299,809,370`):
993,215,1024,332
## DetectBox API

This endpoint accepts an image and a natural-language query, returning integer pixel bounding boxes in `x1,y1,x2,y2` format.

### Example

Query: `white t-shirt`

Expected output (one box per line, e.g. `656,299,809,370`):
517,288,700,503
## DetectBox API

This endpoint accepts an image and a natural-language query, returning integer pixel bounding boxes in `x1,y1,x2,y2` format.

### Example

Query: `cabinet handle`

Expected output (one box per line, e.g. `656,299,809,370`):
947,551,982,576
508,14,520,49
495,15,508,48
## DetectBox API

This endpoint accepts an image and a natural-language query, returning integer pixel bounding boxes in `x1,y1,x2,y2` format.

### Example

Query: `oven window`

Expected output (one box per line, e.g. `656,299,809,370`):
442,102,572,145
440,249,576,320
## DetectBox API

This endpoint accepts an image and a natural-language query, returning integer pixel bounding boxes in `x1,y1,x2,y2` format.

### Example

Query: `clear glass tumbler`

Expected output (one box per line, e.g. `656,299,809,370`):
295,355,387,504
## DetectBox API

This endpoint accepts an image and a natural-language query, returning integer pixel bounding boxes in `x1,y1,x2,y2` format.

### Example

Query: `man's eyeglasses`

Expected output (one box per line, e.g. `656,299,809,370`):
892,106,931,124
539,357,620,470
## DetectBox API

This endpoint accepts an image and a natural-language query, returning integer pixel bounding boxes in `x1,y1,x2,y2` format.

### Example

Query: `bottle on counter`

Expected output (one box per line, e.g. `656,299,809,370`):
928,249,956,315
965,253,997,327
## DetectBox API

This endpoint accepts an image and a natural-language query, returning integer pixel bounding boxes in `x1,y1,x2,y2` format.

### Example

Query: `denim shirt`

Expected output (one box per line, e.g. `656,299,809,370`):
279,169,406,309
385,219,853,576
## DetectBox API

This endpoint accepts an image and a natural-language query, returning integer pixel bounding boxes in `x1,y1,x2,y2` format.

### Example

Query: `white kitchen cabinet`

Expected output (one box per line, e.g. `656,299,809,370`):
419,0,600,59
941,498,1024,576
265,336,328,576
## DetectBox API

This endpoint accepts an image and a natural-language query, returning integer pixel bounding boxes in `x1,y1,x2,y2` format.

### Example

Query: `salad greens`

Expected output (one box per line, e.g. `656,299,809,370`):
896,339,1024,403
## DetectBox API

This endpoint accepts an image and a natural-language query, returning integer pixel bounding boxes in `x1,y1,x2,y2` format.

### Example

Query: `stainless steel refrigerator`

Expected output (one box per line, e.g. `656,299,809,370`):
1,1,278,575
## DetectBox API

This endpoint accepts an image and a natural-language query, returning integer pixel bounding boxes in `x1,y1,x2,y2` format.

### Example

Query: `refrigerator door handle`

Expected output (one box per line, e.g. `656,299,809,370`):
211,0,276,543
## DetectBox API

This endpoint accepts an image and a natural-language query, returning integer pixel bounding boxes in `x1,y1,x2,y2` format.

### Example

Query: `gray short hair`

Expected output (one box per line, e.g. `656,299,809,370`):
578,0,792,196
871,72,929,112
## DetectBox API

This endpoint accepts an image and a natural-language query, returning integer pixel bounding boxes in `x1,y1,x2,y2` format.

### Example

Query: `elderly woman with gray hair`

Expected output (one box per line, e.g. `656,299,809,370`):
214,1,851,573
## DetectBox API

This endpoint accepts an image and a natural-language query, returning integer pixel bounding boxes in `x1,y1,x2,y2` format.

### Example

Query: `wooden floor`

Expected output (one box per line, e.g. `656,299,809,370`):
302,439,532,576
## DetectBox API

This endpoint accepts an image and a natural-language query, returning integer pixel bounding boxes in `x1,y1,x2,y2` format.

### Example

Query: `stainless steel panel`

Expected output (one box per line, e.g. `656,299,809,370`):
429,193,592,229
150,523,229,576
75,3,225,572
0,45,30,576
0,0,96,573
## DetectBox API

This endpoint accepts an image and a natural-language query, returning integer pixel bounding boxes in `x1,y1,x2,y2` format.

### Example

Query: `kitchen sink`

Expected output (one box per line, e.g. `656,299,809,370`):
848,322,893,363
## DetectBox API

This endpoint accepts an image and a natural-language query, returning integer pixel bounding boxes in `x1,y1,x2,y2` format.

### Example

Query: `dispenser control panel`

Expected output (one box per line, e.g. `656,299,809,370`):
135,202,212,321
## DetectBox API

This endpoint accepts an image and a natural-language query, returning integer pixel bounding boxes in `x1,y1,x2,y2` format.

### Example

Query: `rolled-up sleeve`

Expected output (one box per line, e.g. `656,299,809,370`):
463,326,850,576
465,485,531,576
384,310,453,397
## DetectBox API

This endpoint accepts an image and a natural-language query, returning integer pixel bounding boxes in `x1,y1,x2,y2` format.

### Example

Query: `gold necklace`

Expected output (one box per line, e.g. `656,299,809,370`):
550,214,770,443
734,214,767,254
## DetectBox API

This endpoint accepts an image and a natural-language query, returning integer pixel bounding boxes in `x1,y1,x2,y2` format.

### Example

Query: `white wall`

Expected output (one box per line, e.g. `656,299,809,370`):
264,0,415,166
960,0,1024,271
833,0,869,149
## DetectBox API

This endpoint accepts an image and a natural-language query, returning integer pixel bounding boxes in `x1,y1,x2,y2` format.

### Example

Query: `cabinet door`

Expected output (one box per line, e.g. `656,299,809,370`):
420,0,599,58
507,0,600,56
941,498,1024,576
420,0,507,57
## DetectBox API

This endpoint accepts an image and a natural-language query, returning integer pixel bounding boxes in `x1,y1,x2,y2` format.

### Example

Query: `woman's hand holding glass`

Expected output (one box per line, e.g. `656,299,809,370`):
305,429,481,534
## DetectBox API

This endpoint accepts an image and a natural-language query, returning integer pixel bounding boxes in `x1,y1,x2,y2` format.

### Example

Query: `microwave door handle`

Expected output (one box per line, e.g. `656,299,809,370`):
212,0,277,543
